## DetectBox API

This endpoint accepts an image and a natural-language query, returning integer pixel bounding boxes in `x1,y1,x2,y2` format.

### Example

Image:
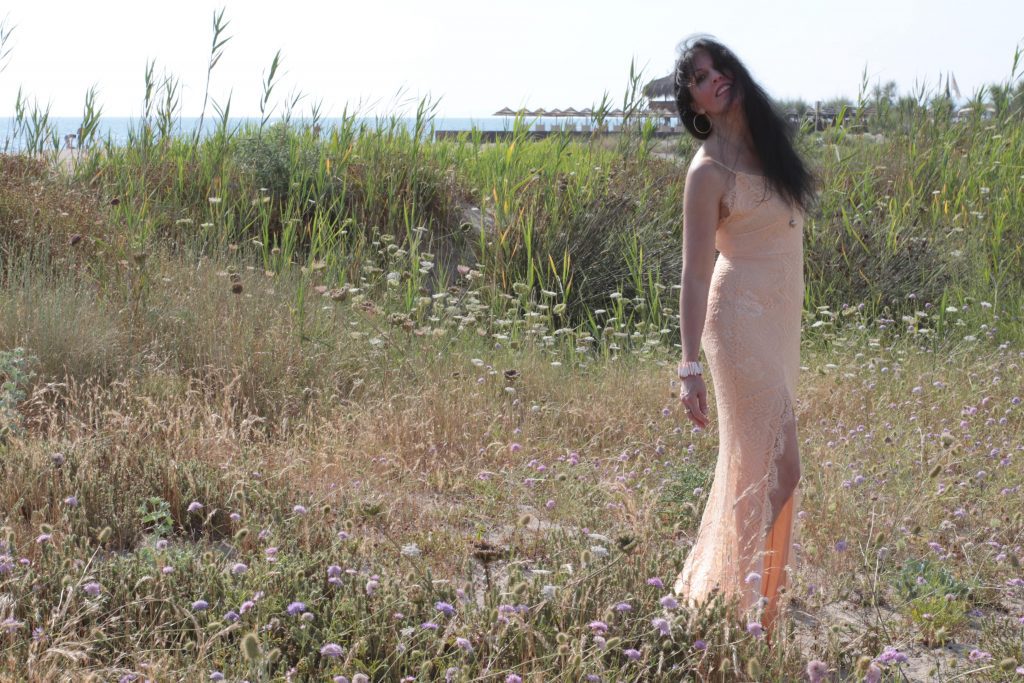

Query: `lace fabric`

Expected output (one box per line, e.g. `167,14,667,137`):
674,163,804,631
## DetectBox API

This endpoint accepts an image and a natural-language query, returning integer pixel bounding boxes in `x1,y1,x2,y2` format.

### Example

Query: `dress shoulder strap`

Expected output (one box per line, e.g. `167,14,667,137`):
705,156,736,174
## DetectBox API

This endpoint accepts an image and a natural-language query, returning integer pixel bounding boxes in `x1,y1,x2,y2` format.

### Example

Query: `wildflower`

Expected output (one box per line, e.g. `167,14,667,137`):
435,601,456,617
327,564,342,578
646,577,664,588
421,621,439,630
652,617,671,636
744,572,762,585
338,530,350,541
807,660,828,683
693,639,707,650
510,442,522,453
35,533,52,545
588,620,609,634
746,622,764,637
231,563,248,575
240,600,255,614
864,662,882,683
82,581,101,597
624,647,641,661
229,512,241,522
162,566,174,575
187,501,203,513
455,636,473,652
400,543,421,557
614,601,632,612
659,595,679,610
834,539,848,552
224,610,240,623
320,643,344,658
156,539,169,550
292,504,308,515
333,678,350,683
192,600,209,611
545,499,556,509
875,646,908,664
353,675,369,683
968,649,992,661
210,673,225,682
64,495,78,507
287,601,306,616
365,578,379,596
506,676,523,683
1,618,23,634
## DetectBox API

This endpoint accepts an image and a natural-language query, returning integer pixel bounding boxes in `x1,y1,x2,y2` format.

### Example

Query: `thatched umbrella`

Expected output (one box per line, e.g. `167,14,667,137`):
610,108,625,117
579,107,593,116
546,108,564,117
493,106,516,116
644,74,675,99
562,107,581,117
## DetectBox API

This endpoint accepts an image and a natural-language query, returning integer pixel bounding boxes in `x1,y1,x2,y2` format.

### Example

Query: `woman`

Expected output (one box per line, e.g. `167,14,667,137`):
671,36,814,639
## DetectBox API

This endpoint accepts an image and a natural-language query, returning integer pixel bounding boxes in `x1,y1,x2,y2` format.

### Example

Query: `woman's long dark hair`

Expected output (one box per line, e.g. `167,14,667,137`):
673,35,814,213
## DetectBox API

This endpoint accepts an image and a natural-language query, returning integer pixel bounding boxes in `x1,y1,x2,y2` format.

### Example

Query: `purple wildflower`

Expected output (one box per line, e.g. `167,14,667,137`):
287,601,306,616
746,622,764,637
659,595,679,610
875,646,908,664
624,647,641,661
82,581,101,597
652,617,671,636
187,501,203,513
191,600,209,611
807,660,828,683
320,643,344,658
435,601,456,617
455,636,473,652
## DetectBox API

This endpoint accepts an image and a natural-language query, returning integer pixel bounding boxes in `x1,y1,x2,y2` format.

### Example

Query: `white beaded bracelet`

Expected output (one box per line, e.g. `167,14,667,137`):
677,361,703,378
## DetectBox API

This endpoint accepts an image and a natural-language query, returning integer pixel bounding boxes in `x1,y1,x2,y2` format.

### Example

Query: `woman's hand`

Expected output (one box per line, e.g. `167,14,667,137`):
679,375,709,429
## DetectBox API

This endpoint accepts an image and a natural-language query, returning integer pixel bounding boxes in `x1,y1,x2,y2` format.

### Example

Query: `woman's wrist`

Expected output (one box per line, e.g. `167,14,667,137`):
677,360,703,378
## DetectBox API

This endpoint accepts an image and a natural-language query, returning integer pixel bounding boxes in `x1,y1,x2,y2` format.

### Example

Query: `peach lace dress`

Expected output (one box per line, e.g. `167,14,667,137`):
673,158,804,632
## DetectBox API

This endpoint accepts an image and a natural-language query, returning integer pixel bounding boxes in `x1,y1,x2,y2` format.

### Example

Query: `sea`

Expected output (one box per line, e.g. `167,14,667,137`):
0,114,635,152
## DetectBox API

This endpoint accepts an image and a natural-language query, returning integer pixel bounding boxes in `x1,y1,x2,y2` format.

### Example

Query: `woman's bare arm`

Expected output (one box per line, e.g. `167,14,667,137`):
677,160,725,428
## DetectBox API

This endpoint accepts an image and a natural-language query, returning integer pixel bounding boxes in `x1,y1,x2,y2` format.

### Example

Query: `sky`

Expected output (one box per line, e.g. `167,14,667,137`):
0,0,1021,118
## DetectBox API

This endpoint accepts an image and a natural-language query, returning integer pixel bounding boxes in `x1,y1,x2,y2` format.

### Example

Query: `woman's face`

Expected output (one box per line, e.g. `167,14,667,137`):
687,49,738,117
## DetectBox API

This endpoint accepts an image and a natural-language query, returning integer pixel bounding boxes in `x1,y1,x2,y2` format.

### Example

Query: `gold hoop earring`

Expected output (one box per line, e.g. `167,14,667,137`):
692,113,712,135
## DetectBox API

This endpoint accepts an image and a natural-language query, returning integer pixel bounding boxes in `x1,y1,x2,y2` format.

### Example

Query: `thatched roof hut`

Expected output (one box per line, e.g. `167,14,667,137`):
644,74,675,99
493,106,517,116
